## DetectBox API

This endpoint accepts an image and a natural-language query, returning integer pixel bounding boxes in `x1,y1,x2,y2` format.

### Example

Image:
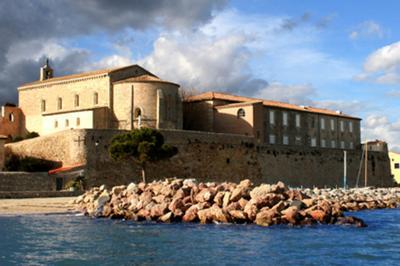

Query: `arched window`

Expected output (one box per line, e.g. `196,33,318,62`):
9,113,14,122
237,108,245,118
134,108,142,118
93,92,99,105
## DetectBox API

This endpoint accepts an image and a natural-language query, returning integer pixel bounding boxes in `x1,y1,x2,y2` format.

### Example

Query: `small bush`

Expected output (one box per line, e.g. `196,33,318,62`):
12,131,40,143
26,132,39,139
65,175,86,191
5,154,61,172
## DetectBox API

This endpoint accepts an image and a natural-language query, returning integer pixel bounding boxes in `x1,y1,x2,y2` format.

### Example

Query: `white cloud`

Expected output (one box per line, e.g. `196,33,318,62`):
139,31,256,92
138,9,356,100
349,20,385,40
316,100,365,116
362,114,400,152
87,55,132,70
257,82,316,106
364,41,400,72
357,41,400,84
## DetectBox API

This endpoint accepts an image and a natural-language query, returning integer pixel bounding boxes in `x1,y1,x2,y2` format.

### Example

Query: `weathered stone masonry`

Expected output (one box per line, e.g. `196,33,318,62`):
5,129,393,188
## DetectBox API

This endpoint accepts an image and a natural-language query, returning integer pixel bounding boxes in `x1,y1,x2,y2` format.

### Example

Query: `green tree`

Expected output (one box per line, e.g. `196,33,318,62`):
109,128,178,183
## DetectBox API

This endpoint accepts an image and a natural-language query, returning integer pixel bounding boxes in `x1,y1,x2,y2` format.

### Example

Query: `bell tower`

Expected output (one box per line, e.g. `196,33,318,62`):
39,58,54,81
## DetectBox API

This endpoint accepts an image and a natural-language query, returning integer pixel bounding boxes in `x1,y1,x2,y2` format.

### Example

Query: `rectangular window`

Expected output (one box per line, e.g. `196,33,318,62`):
283,112,288,126
295,114,301,128
321,139,326,148
311,137,317,147
283,135,289,145
349,142,354,149
331,140,336,148
340,141,345,149
269,111,275,125
74,95,79,107
340,121,344,132
269,134,276,144
76,117,80,126
349,121,353,132
41,100,46,112
395,163,400,169
54,120,58,128
57,97,62,110
320,118,325,130
310,117,315,128
65,119,69,127
94,92,99,105
295,136,302,145
330,119,335,131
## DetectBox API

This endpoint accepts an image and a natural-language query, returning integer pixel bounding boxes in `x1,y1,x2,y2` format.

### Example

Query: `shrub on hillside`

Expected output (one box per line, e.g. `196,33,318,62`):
12,131,40,143
5,154,61,172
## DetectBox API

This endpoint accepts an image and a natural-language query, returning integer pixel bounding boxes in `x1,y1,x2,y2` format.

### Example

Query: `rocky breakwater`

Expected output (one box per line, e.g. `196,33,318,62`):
74,179,367,227
303,187,400,212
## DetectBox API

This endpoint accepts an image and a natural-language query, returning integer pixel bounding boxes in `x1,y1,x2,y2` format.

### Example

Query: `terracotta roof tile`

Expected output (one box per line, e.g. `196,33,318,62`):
19,64,157,88
185,91,361,120
214,100,263,109
113,74,179,86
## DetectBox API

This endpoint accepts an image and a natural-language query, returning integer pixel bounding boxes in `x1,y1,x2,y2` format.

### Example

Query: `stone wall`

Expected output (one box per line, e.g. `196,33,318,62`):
4,129,394,188
0,137,5,170
0,172,55,191
5,130,86,166
80,129,393,188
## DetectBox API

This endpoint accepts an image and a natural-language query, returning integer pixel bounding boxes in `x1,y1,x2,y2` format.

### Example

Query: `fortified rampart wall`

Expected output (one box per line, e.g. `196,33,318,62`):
5,129,394,188
0,172,55,191
5,130,86,165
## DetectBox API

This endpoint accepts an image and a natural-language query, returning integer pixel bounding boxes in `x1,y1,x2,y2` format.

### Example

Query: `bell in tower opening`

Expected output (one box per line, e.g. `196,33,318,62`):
39,58,54,81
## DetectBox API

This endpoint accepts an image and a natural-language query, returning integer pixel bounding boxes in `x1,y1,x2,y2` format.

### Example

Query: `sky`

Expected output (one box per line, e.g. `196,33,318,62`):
0,0,400,150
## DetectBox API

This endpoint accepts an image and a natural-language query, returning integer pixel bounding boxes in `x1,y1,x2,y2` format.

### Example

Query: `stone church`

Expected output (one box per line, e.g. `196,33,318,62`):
18,61,182,135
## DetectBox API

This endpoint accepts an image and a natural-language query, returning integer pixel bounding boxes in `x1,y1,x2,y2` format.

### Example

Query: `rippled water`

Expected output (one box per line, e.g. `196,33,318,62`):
1,209,400,265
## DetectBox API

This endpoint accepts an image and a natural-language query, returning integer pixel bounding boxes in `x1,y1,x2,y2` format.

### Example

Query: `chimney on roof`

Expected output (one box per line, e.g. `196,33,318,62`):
335,110,342,115
39,58,54,81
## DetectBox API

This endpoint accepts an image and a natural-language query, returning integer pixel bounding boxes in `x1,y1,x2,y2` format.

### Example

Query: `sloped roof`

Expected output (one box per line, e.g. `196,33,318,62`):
113,74,179,86
48,163,85,175
185,91,361,120
214,100,263,109
18,64,157,88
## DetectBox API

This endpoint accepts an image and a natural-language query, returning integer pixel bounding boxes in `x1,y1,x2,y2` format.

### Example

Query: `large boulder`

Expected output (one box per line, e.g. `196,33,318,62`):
255,209,277,226
168,198,185,217
281,206,301,224
195,188,216,203
250,184,272,199
244,201,258,221
150,203,168,219
229,210,248,222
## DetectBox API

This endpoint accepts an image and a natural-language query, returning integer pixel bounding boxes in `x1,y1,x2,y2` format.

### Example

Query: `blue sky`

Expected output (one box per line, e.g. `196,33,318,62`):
1,0,400,150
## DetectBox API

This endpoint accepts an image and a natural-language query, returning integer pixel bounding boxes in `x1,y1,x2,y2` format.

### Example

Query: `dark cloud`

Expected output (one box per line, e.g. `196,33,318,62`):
0,0,227,105
73,0,227,30
279,12,311,31
0,50,91,104
278,12,335,32
316,14,336,29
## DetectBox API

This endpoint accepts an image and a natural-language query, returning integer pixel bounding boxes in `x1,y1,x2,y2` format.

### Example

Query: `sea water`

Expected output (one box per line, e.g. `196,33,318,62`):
1,209,400,265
